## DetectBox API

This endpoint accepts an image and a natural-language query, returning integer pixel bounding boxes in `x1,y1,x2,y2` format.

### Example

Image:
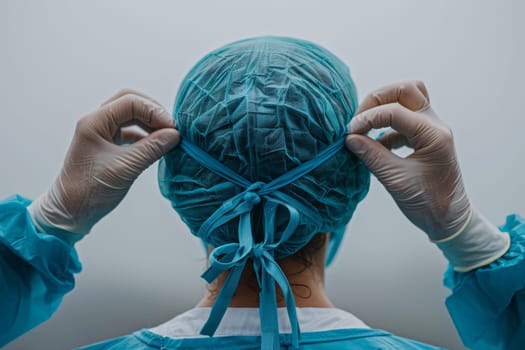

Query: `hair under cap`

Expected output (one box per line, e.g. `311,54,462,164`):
159,36,369,261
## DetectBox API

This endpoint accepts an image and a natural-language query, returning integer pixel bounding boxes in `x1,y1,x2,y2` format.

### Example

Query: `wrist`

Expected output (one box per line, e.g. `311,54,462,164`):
432,209,510,272
28,195,85,245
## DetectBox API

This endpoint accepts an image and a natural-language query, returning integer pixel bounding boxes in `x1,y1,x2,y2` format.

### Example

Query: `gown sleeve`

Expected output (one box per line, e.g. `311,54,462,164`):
0,195,82,347
444,214,525,350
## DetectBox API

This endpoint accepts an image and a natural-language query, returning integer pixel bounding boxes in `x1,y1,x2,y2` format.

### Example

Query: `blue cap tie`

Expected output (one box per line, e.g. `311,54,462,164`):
179,136,346,349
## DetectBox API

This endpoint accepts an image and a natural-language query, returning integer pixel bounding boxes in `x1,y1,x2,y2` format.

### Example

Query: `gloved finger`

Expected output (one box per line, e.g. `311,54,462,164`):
100,88,165,111
124,128,181,177
356,80,430,115
95,94,175,139
345,134,401,180
114,127,148,145
112,120,164,145
378,131,411,150
114,119,157,135
349,103,425,140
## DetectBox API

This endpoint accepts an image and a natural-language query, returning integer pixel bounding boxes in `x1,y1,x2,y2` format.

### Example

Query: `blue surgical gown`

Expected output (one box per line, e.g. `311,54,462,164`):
0,194,524,349
76,328,445,349
0,195,81,347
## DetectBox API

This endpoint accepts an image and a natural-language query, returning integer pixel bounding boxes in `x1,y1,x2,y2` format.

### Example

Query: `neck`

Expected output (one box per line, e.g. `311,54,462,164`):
197,241,333,308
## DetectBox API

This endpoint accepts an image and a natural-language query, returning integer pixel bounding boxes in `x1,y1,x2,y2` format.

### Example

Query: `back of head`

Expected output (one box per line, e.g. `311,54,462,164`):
159,36,369,261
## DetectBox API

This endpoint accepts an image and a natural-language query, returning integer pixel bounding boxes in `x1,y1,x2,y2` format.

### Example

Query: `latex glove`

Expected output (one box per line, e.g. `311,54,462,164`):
345,81,510,271
28,89,180,238
345,81,470,241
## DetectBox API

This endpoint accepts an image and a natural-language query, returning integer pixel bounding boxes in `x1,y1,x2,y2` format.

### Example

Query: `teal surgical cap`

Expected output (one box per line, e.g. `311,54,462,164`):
158,36,370,349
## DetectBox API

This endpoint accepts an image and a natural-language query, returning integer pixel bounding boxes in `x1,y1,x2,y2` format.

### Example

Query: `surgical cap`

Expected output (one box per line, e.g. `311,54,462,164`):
158,36,369,262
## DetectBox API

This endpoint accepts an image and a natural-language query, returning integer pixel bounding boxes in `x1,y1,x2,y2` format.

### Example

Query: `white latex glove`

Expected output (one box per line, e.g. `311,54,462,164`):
345,81,509,270
28,89,180,238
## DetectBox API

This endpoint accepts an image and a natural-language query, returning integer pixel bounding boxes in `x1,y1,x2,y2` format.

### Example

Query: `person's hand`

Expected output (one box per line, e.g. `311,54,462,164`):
29,89,180,236
345,81,471,241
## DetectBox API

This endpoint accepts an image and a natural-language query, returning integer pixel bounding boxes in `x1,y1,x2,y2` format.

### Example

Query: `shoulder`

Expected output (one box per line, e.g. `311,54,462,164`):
75,328,444,350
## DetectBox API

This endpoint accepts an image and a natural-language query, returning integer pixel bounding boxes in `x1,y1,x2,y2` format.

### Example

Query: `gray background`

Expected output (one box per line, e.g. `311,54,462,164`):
1,1,523,349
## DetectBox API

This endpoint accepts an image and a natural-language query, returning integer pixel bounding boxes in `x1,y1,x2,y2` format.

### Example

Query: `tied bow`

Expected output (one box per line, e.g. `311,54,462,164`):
179,137,346,350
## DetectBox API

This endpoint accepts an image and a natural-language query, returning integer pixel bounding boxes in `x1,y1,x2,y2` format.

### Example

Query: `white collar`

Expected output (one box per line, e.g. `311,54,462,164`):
149,307,369,338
